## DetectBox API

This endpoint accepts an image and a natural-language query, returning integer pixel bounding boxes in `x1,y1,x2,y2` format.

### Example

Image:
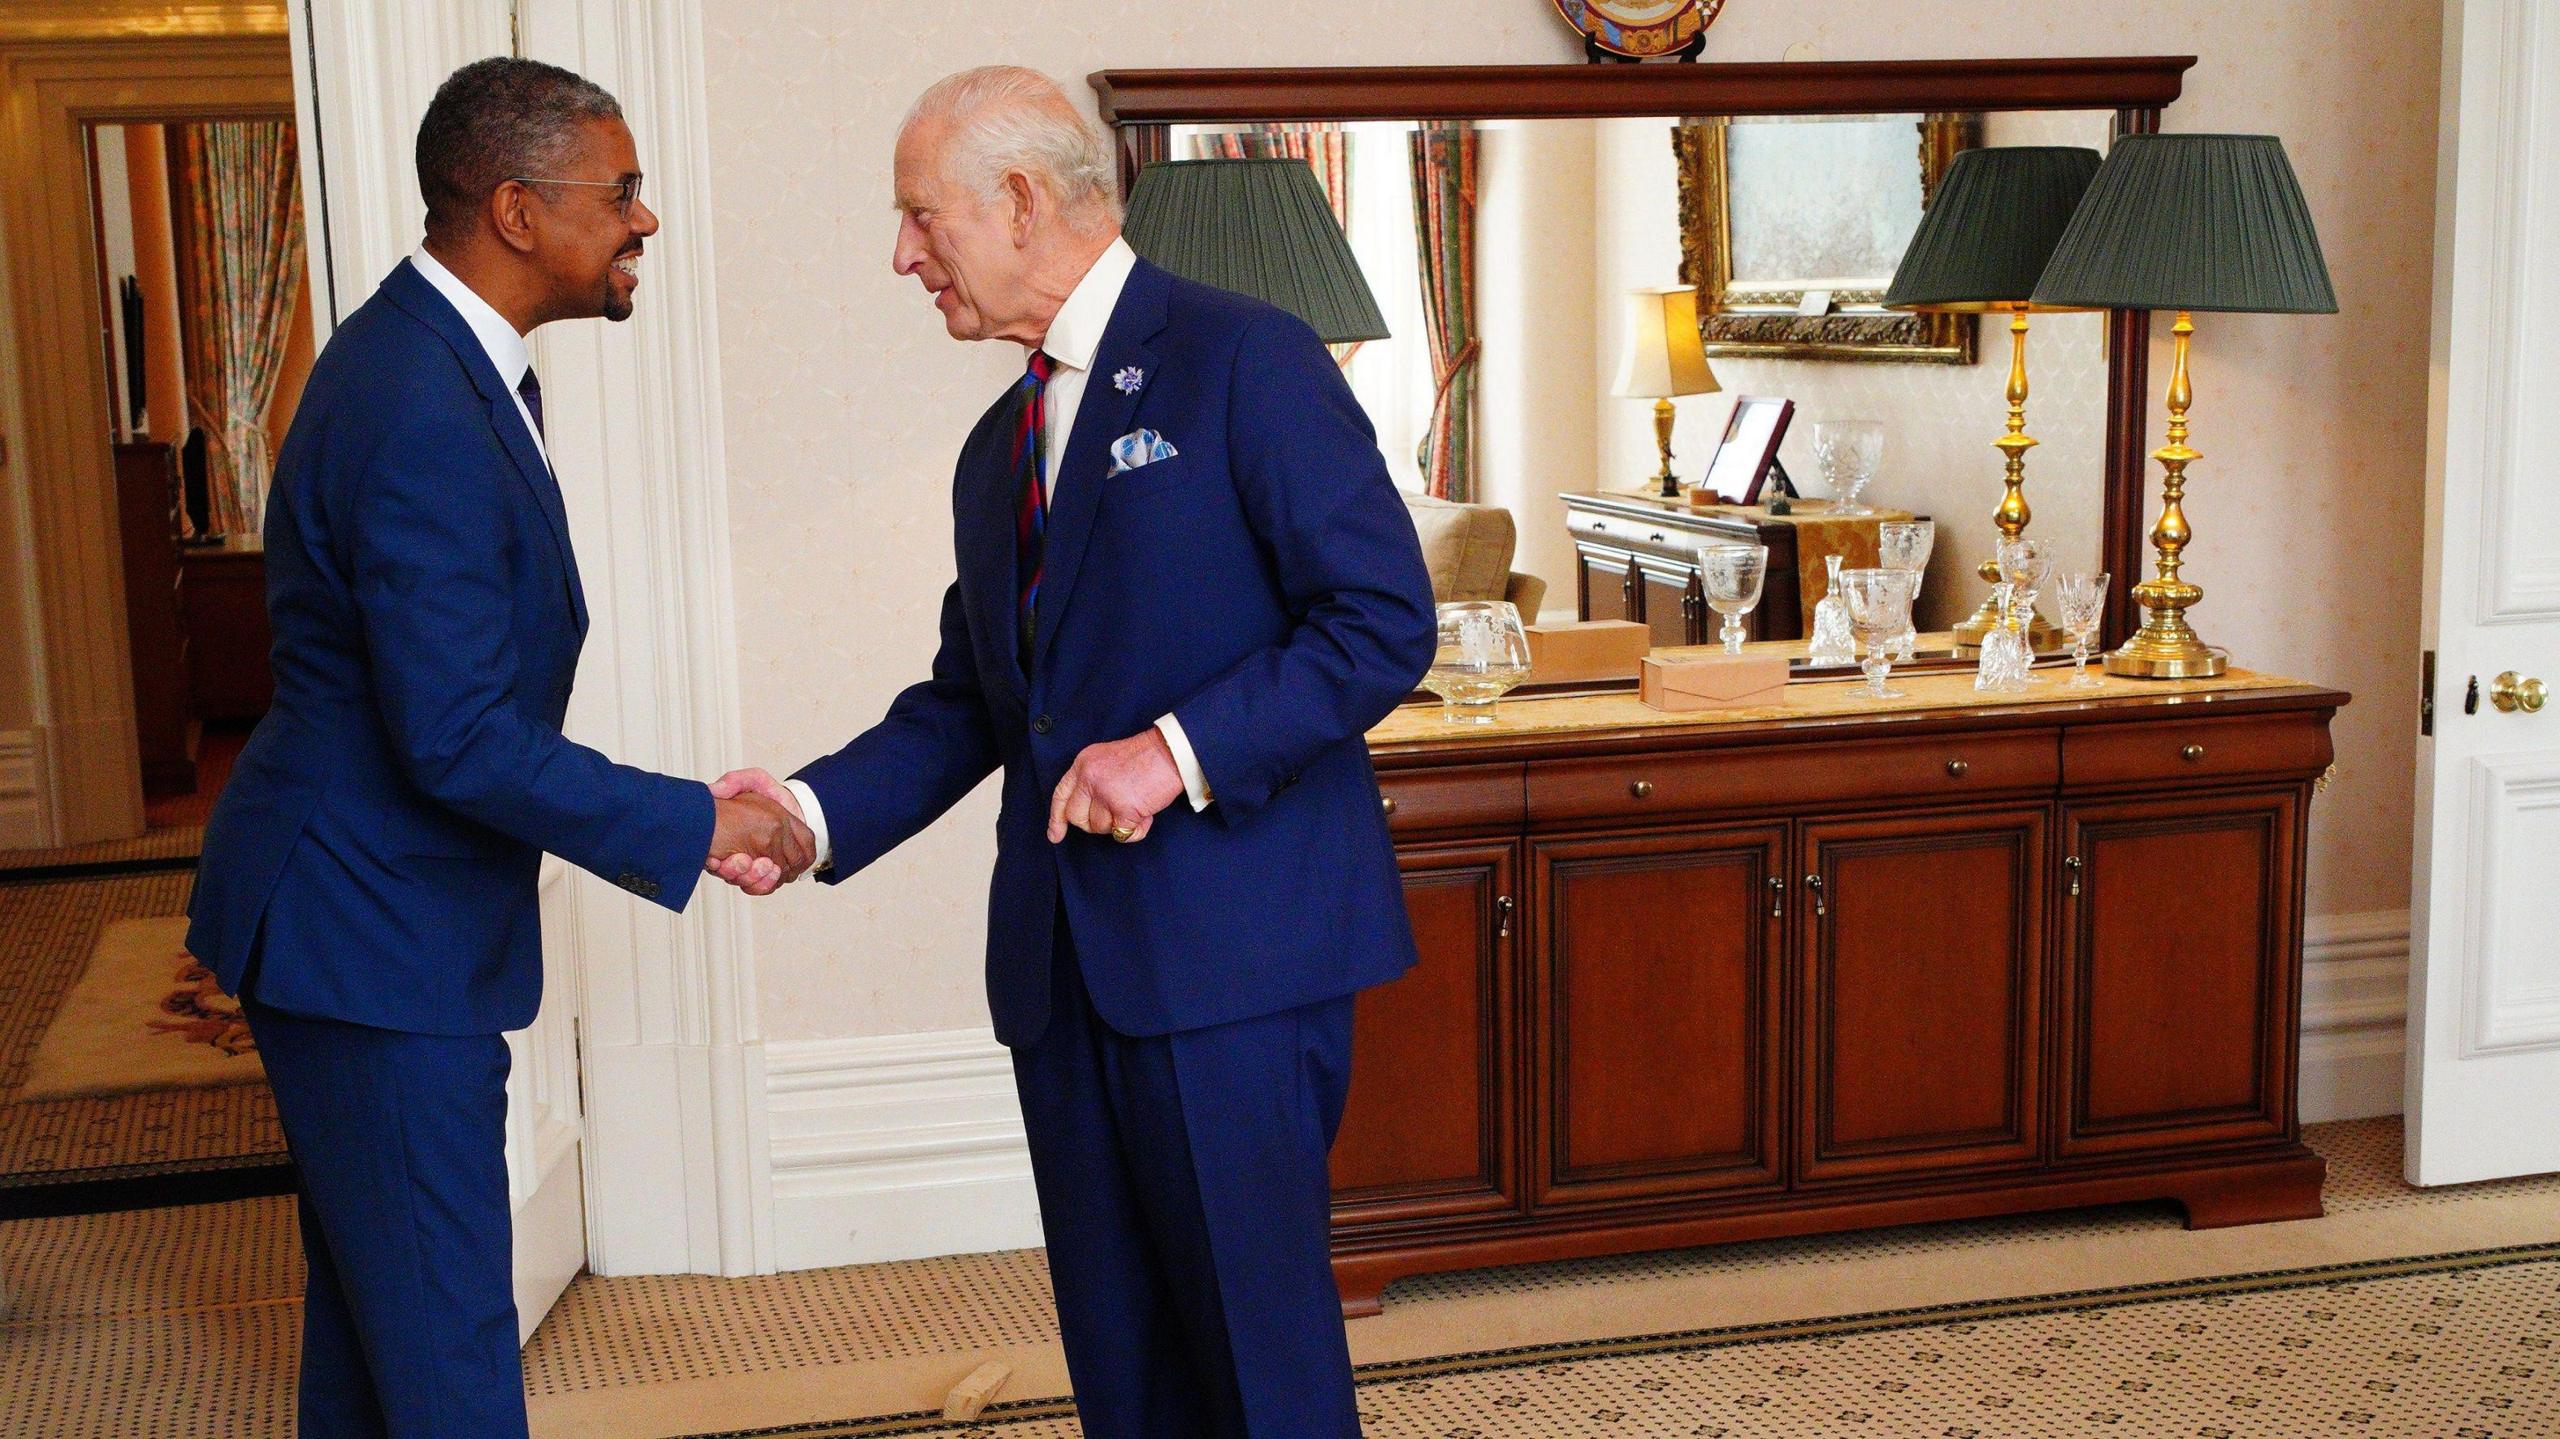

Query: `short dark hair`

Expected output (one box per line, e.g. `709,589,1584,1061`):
415,57,623,239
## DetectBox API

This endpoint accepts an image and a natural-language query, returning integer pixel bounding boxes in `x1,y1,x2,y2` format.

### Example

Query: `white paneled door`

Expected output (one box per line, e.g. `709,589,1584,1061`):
2406,0,2560,1185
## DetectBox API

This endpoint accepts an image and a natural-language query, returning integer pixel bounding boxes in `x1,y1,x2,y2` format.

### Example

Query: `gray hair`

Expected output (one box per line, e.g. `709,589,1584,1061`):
417,56,623,238
902,67,1122,231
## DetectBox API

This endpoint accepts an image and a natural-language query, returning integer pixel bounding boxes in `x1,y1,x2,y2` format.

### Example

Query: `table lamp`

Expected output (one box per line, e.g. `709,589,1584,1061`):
2031,133,2336,678
1611,285,1720,498
1121,158,1390,344
1884,145,2101,648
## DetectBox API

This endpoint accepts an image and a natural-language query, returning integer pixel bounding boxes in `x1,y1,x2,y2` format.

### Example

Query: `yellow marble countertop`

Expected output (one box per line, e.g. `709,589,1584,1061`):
1371,641,2334,752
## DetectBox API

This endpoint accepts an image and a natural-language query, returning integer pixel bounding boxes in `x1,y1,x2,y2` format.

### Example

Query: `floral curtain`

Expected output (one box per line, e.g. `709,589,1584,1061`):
1408,121,1479,502
169,121,304,540
1190,122,1363,365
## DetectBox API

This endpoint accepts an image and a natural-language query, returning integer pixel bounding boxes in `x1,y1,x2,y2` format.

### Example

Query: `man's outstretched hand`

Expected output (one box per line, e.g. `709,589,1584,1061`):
707,781,814,896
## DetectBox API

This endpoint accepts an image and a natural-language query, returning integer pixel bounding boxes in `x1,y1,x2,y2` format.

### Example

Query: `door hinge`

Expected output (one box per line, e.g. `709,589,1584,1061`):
2420,649,2436,737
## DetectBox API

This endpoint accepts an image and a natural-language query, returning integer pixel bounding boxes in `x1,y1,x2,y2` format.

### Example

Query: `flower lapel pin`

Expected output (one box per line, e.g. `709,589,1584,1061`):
1112,366,1146,395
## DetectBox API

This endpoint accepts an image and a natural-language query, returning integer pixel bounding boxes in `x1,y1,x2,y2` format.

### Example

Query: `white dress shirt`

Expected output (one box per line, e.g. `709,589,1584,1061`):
410,247,549,471
784,236,1210,869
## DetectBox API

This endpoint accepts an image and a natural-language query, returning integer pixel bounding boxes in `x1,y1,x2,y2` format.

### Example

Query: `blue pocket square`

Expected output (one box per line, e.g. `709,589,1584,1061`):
1107,429,1180,477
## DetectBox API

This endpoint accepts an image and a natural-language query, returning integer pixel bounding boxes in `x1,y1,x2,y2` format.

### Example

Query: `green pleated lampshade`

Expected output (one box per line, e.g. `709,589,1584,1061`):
2030,133,2338,314
1883,146,2102,311
1122,159,1390,344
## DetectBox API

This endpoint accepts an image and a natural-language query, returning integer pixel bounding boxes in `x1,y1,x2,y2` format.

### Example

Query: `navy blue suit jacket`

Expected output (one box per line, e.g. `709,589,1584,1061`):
187,260,713,1037
795,260,1437,1046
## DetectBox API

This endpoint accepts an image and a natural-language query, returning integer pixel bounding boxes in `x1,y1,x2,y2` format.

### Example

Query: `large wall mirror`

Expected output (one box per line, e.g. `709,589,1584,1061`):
1095,59,2195,650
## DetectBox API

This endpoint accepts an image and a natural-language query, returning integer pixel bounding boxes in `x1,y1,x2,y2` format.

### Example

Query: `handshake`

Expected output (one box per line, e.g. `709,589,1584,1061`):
705,768,815,897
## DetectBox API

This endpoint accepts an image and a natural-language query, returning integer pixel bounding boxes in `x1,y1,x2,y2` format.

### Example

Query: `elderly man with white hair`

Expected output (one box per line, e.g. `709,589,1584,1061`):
713,65,1435,1437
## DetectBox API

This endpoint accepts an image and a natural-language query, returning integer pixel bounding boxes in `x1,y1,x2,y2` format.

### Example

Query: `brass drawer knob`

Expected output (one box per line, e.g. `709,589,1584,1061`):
1630,780,1655,799
1379,794,1397,815
2181,744,2206,762
1944,759,1969,778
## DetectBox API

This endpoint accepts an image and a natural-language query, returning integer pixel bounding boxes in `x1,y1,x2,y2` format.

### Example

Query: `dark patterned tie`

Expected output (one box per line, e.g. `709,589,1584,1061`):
1014,350,1054,665
516,367,545,441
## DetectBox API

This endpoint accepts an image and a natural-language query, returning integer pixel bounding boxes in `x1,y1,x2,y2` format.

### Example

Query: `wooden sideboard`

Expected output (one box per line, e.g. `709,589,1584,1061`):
1333,665,2345,1316
1563,491,1913,648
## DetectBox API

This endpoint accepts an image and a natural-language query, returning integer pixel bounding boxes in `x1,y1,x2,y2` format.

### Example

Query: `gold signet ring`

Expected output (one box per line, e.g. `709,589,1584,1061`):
1111,825,1137,843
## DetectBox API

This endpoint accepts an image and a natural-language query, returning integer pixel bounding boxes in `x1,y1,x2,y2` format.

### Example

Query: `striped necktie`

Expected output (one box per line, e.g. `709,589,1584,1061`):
1014,350,1054,665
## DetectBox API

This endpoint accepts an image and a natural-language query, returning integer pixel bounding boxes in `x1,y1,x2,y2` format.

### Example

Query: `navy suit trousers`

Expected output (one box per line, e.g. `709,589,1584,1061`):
244,999,525,1439
1014,918,1361,1438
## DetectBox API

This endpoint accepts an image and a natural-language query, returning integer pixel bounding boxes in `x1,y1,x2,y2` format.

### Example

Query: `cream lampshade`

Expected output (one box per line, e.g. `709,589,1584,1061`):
1611,285,1719,497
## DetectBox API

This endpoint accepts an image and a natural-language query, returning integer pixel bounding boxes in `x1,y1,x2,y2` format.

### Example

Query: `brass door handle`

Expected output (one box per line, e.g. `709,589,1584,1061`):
2491,671,2548,714
1804,872,1826,919
1494,894,1514,939
2181,743,2206,762
1630,779,1655,799
1767,874,1785,918
2064,854,2083,898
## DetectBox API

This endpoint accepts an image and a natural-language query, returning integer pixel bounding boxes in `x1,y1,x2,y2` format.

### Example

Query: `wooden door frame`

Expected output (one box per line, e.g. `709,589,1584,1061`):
0,3,293,846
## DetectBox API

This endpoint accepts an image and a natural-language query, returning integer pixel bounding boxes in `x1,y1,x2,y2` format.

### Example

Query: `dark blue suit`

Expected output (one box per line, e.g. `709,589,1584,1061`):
189,259,712,1438
795,259,1435,1436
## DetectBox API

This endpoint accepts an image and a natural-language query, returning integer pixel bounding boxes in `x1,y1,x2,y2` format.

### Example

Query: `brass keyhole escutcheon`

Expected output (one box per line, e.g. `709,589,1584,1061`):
2491,671,2548,714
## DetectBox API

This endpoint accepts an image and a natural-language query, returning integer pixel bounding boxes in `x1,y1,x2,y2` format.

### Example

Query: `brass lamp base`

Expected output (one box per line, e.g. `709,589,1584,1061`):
2104,641,2228,679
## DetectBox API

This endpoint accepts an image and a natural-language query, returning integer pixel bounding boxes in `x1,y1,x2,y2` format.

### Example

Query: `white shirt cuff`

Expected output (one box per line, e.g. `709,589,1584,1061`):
1153,715,1213,811
781,778,833,871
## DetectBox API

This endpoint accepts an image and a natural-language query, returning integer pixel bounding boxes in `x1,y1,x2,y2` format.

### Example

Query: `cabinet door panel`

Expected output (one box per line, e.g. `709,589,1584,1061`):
1331,841,1520,1225
1531,826,1787,1208
1798,809,2046,1184
1638,563,1699,649
1578,550,1641,627
2058,792,2299,1158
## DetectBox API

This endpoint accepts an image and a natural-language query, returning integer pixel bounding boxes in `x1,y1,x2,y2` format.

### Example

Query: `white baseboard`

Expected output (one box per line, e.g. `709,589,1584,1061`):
765,1030,1041,1271
0,729,44,850
2299,909,2411,1124
766,909,2413,1272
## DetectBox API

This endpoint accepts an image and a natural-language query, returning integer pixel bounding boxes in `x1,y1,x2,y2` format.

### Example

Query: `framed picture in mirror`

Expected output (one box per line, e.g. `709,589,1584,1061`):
1675,112,1981,363
1698,394,1795,503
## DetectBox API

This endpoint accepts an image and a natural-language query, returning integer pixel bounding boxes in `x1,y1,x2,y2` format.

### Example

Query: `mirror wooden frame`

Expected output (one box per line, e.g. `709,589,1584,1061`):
1089,56,2197,648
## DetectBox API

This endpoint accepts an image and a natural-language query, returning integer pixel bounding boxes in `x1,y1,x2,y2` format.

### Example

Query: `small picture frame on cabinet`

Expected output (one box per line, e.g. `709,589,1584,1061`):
1696,394,1796,504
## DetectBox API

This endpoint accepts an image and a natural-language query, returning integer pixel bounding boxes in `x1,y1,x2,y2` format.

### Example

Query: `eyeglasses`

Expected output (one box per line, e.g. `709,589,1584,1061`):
509,174,643,220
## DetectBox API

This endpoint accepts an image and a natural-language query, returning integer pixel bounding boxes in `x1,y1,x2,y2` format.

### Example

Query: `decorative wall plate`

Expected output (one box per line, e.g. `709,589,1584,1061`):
1551,0,1724,59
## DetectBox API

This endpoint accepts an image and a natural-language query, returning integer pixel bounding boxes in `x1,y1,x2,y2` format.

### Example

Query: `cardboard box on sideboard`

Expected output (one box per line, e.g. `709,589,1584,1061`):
1525,620,1650,683
1640,652,1791,711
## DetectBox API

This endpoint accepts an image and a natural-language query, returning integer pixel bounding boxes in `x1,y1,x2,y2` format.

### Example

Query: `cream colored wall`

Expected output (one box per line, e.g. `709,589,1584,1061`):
1475,117,1598,621
704,0,2438,1041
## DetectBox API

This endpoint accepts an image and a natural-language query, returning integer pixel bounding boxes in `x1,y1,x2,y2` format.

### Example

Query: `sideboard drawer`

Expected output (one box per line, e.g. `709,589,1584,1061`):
1527,730,2059,824
1378,764,1526,836
2062,713,2334,789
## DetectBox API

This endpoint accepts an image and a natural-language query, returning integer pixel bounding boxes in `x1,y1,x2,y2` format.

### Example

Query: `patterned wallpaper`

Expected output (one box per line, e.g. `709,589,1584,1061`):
701,0,2442,1041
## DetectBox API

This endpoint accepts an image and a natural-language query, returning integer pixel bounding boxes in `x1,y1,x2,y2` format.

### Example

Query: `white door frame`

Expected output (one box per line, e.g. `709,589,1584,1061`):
291,0,775,1277
2404,0,2560,1186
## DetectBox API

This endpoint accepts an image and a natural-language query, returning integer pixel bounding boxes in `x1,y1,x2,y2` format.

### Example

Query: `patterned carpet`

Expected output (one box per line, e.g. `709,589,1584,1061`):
0,871,285,1186
4,1118,2559,1438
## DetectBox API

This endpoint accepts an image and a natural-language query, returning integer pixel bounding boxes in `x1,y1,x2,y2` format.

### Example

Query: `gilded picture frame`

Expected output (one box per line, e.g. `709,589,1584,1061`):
1675,112,1982,364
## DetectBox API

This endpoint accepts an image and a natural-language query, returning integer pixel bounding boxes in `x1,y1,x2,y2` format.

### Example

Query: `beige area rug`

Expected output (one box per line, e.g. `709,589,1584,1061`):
7,1120,2557,1439
0,873,284,1182
12,918,261,1102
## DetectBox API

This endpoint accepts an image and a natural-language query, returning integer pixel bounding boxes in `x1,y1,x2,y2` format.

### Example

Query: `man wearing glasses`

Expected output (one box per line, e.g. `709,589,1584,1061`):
188,57,811,1439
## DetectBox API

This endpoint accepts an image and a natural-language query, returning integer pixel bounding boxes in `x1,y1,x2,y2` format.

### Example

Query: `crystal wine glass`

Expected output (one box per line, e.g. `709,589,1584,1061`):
1697,544,1770,654
2052,570,2111,688
1839,567,1916,700
1993,536,2052,651
1423,600,1531,724
1813,420,1885,517
1876,518,1936,660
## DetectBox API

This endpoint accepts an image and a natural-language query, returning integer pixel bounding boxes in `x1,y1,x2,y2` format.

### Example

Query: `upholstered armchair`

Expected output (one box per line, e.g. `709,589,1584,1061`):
1400,492,1549,619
